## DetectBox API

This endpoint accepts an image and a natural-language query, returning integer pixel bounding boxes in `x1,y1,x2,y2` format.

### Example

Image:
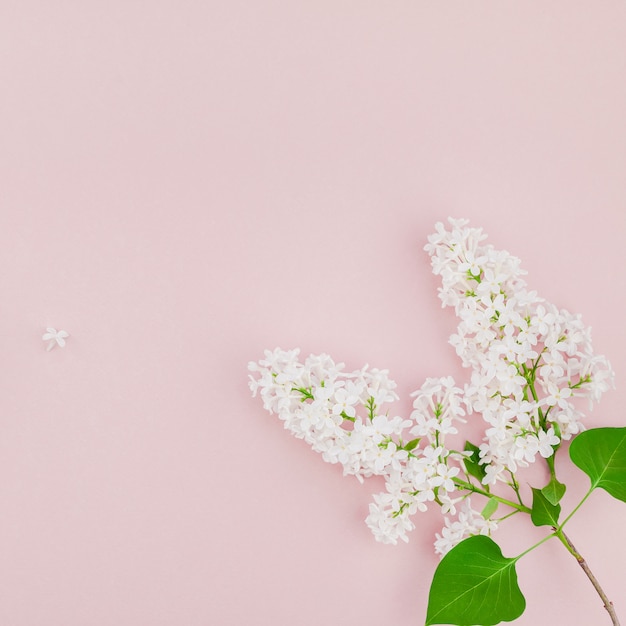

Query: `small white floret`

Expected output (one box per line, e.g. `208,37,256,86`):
42,327,69,351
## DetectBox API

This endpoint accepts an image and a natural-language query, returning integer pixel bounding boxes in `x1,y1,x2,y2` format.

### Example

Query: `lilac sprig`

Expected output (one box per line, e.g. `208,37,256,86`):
249,218,614,555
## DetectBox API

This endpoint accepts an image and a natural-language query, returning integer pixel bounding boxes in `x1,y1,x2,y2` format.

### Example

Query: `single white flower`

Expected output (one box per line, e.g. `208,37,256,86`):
544,384,573,409
430,463,459,493
513,434,540,463
42,327,69,351
537,427,560,457
331,388,358,418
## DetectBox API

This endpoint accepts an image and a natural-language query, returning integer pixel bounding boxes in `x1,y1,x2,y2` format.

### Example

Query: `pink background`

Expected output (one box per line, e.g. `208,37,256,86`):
1,2,625,624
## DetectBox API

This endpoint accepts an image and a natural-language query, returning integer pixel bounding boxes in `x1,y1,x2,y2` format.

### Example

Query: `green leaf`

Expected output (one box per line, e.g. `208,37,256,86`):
404,437,420,452
425,535,526,626
463,441,487,482
481,498,499,520
530,488,561,527
541,476,566,505
570,427,626,502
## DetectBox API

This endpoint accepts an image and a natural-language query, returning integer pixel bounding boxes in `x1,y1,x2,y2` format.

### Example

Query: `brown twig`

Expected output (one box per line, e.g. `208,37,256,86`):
560,531,621,626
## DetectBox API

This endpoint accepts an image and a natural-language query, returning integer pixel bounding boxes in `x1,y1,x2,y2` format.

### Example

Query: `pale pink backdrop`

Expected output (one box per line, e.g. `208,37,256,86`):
1,2,625,625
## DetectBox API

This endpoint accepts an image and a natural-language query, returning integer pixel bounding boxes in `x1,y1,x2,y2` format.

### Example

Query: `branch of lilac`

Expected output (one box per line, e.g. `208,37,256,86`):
249,218,619,625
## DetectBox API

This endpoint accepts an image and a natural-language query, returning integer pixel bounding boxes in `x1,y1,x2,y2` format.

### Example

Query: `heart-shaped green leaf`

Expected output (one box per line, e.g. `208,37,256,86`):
531,488,561,527
541,476,566,506
425,535,526,626
569,427,626,502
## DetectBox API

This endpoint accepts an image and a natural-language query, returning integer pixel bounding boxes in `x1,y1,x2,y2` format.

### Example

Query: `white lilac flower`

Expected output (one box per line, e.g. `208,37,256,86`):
366,498,415,545
431,464,460,493
331,388,359,418
513,434,540,464
42,327,69,351
250,218,615,551
434,498,498,556
537,427,560,457
426,218,614,484
363,378,468,542
544,384,573,409
248,348,406,482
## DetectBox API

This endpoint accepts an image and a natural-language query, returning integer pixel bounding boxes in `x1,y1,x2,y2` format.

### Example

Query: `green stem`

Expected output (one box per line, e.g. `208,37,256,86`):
521,361,545,428
494,509,522,523
507,470,525,507
558,487,593,531
546,454,558,482
453,478,531,514
554,528,578,558
514,531,556,561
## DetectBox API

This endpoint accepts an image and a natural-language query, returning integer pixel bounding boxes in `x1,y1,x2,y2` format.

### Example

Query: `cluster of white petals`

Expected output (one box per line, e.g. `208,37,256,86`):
426,218,614,486
366,377,467,544
433,499,497,556
249,218,614,555
249,348,407,481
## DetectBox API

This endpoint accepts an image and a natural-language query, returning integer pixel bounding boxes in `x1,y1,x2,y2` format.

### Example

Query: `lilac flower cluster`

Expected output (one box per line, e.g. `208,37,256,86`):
427,219,614,486
248,349,407,480
249,219,614,554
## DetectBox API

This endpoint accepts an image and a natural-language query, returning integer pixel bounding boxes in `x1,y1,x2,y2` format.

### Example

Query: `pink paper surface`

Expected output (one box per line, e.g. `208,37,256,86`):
1,2,625,624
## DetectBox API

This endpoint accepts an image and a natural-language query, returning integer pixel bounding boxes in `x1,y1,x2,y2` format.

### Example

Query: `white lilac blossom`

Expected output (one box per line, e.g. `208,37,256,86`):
248,349,407,481
433,498,498,556
425,218,614,488
365,377,468,545
249,218,614,555
42,327,69,351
